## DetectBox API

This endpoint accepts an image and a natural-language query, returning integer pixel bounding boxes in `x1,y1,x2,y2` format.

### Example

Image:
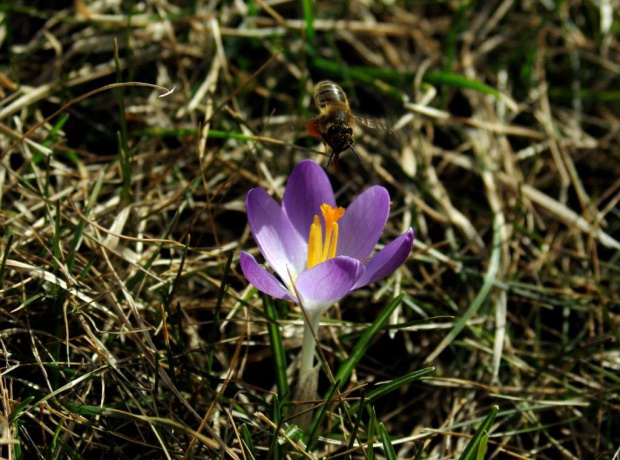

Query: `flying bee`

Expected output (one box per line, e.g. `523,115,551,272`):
305,80,387,167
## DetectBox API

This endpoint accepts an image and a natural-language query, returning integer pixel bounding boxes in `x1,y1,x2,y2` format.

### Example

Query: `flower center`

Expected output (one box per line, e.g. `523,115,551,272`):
307,203,345,269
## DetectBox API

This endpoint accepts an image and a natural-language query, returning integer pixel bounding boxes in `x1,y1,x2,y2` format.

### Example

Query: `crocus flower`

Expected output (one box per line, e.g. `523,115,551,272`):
240,160,414,373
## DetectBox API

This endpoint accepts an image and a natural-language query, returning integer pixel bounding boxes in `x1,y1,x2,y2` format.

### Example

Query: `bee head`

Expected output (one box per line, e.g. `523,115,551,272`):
324,122,353,155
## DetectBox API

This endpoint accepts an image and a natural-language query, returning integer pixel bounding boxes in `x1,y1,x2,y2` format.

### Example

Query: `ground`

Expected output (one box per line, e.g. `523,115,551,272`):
0,1,618,458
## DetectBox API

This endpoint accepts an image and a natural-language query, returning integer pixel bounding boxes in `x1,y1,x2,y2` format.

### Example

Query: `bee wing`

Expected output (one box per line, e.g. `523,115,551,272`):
353,115,389,131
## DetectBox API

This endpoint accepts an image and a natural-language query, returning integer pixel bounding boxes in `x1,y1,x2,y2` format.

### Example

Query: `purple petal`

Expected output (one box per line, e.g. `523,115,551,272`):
282,160,335,242
337,186,390,260
353,229,414,289
295,257,365,313
240,252,296,301
246,188,307,280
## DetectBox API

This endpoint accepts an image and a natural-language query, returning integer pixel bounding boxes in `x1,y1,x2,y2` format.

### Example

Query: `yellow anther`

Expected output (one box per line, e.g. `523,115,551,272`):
307,216,322,269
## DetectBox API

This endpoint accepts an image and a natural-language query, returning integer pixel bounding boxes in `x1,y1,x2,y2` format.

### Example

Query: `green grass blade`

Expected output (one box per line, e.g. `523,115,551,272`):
213,250,233,329
426,215,502,362
334,294,404,389
207,250,234,374
306,379,340,450
267,394,283,460
423,72,501,98
312,59,504,100
458,405,498,460
476,432,489,460
367,405,377,460
301,0,315,46
240,424,256,460
42,113,69,148
348,367,435,414
262,295,289,400
52,199,61,273
347,388,366,452
442,0,468,73
161,238,191,352
162,237,192,384
50,418,65,458
379,423,397,460
18,293,46,311
67,170,105,272
9,396,34,423
62,402,108,416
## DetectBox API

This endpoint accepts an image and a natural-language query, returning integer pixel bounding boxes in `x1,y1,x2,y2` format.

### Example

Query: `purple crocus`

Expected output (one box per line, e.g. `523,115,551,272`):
240,160,414,372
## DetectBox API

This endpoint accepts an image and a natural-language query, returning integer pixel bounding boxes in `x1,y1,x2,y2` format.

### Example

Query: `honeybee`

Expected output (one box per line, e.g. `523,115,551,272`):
305,80,386,167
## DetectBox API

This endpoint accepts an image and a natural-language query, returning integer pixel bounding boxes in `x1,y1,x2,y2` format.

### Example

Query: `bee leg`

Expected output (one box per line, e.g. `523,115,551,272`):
323,141,337,167
327,150,337,167
349,144,361,162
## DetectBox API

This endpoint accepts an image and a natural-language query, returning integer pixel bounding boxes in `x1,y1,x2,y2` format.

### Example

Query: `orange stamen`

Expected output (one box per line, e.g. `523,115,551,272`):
307,204,345,269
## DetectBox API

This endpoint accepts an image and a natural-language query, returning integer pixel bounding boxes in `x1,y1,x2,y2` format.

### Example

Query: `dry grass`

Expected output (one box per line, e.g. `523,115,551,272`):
0,0,619,458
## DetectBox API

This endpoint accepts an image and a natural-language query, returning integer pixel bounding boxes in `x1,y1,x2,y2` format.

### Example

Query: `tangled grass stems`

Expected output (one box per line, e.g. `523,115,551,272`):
0,1,618,458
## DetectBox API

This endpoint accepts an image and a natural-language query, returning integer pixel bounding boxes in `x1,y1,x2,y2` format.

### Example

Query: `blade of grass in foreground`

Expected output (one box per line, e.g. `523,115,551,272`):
379,423,397,460
267,394,283,460
305,379,340,450
334,294,404,389
458,405,498,460
348,366,435,414
263,295,289,400
367,405,377,460
240,423,256,460
347,388,366,452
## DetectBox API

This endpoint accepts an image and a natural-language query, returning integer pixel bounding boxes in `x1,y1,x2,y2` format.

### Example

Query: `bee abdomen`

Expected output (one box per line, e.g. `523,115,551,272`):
313,80,348,109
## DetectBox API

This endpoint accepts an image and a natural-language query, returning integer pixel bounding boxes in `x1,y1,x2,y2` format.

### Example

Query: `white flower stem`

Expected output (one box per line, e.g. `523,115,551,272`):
299,310,321,376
